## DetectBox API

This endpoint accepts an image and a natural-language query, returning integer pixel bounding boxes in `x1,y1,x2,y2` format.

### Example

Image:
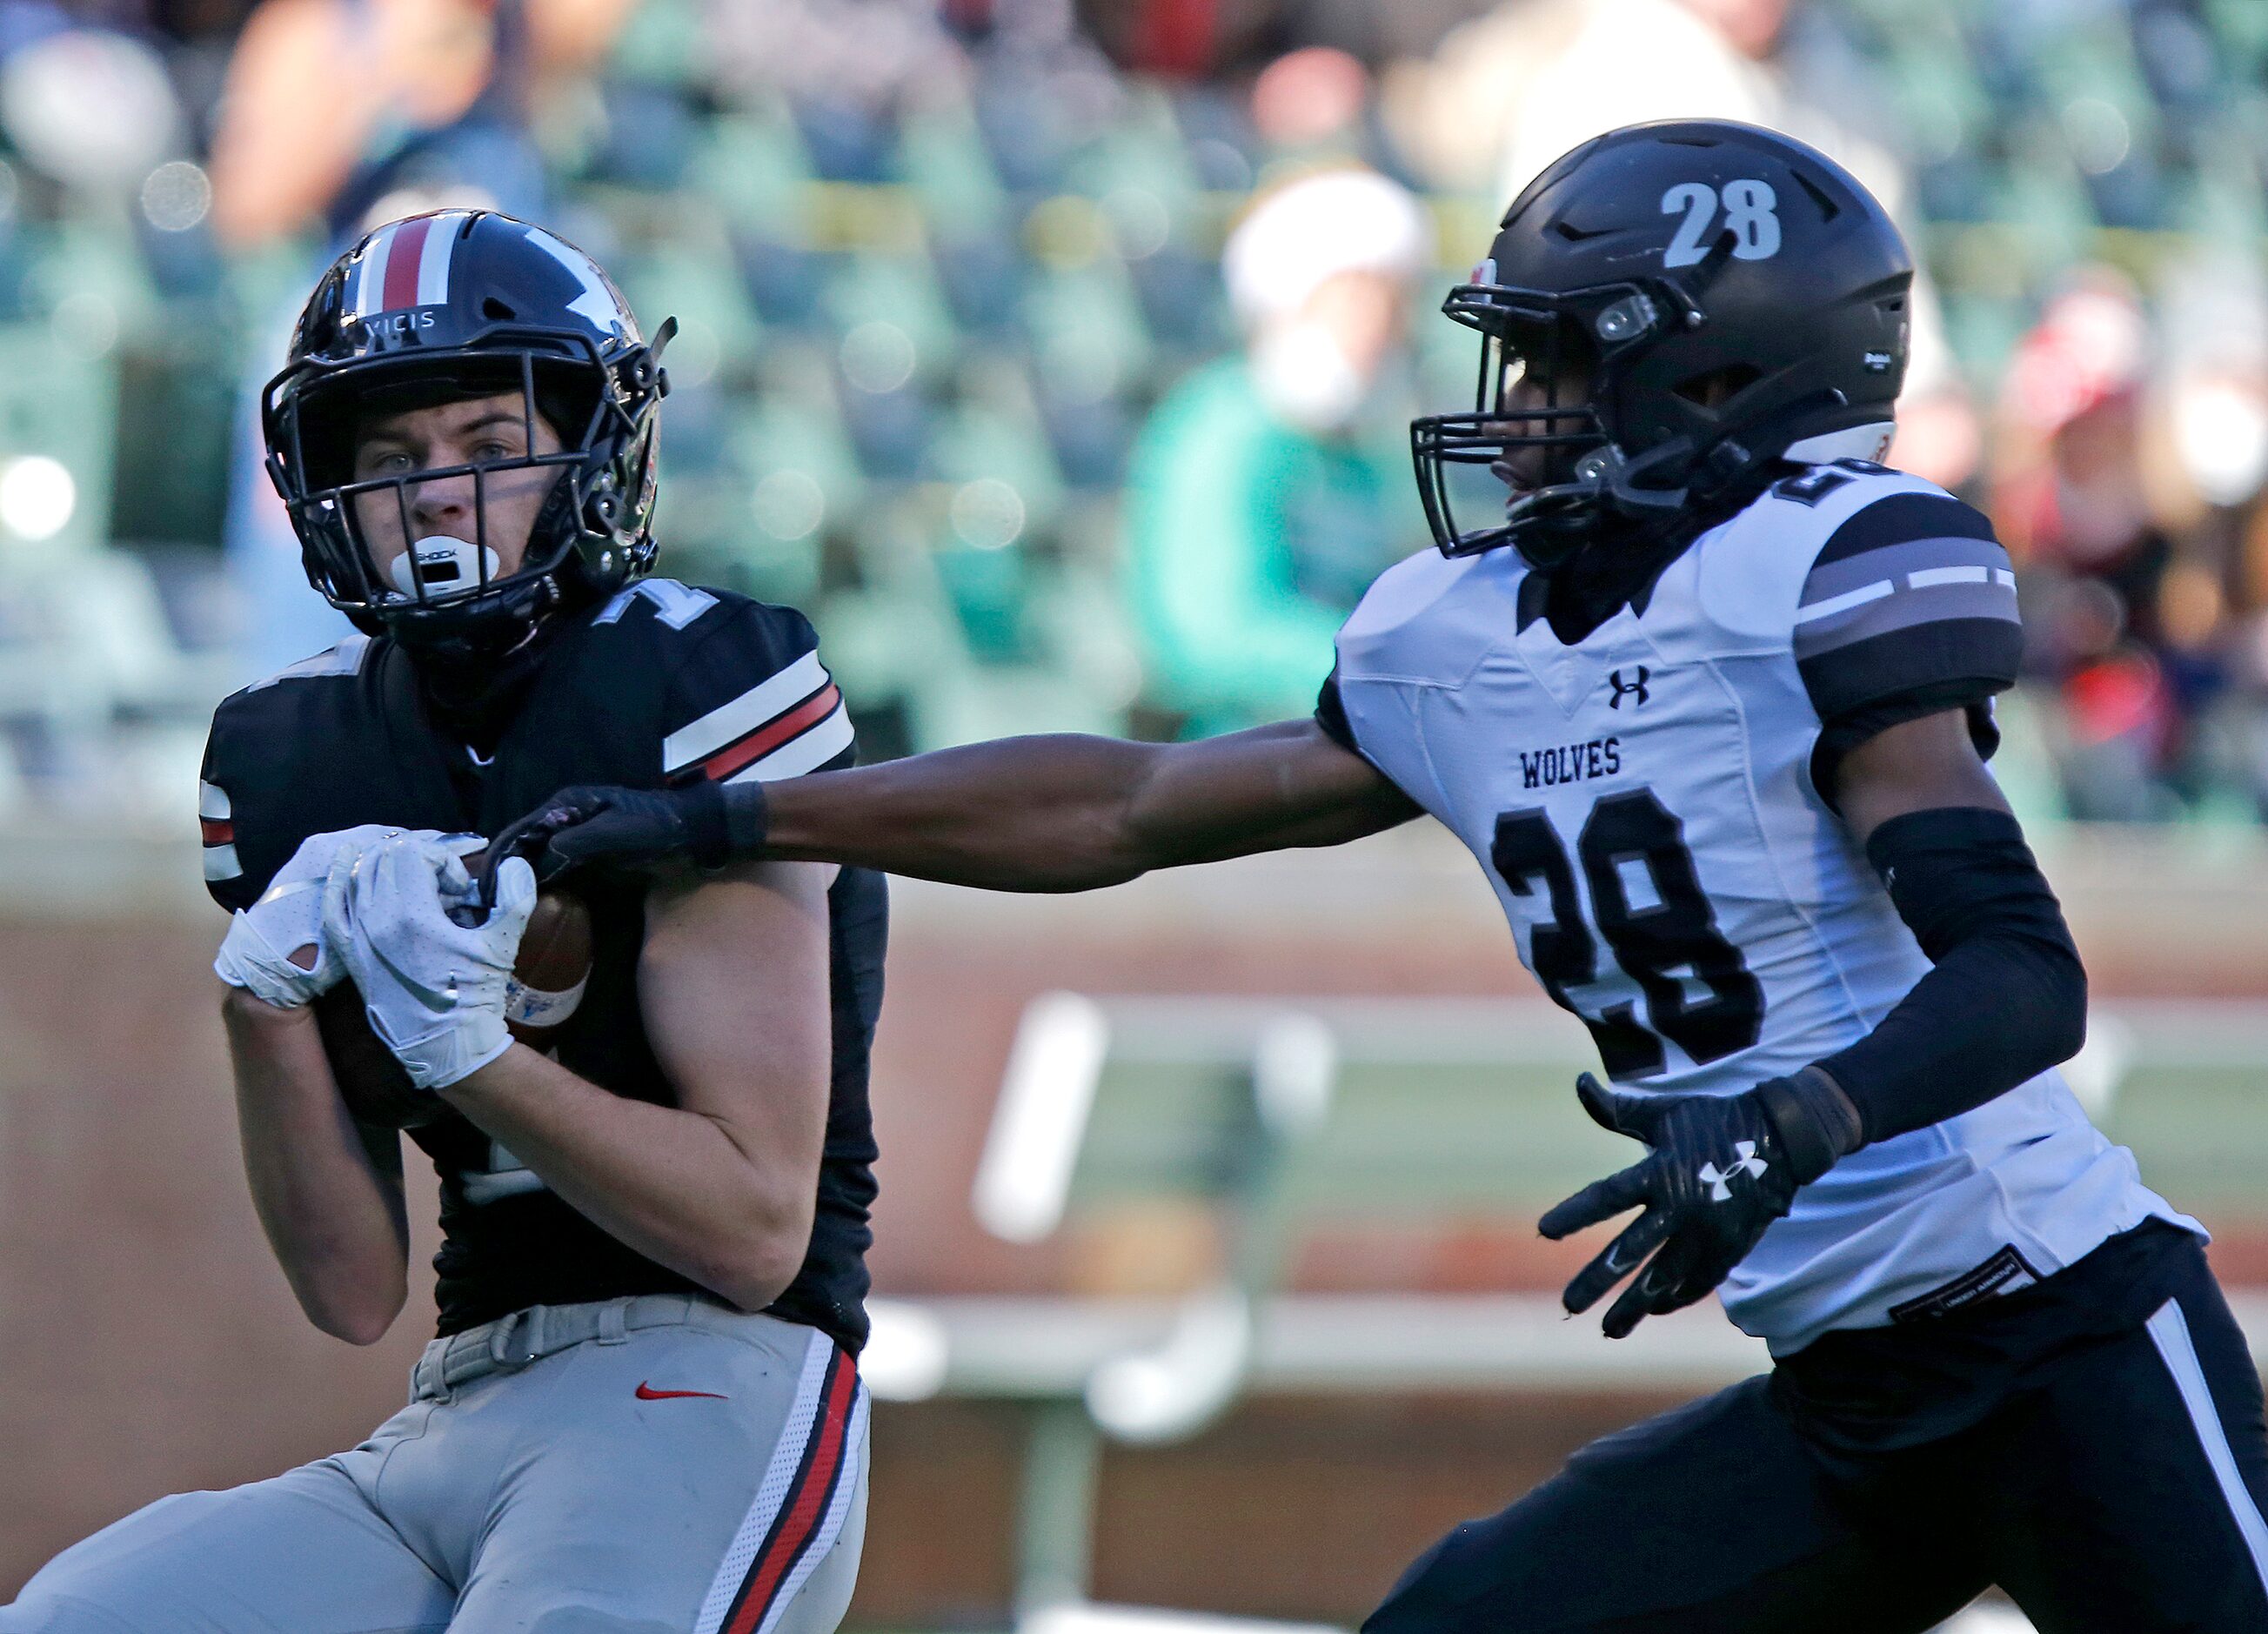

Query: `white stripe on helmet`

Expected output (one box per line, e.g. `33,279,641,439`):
352,222,397,319
416,214,458,307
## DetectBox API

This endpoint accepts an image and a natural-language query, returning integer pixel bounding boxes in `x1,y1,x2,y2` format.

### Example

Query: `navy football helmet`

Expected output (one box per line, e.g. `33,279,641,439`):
262,210,672,646
1411,120,1914,566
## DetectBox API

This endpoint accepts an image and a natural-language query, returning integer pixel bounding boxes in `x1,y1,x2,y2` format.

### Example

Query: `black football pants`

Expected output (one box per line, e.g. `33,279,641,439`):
1364,1248,2268,1633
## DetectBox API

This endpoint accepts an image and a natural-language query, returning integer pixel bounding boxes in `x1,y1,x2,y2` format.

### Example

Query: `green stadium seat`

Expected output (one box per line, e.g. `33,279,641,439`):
1022,258,1155,399
2204,0,2268,77
688,110,816,237
605,0,703,87
612,225,766,380
0,318,118,555
822,251,961,394
902,97,1012,237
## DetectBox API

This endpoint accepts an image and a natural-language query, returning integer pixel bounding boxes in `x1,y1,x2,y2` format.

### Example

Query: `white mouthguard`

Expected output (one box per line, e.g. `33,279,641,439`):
391,535,503,599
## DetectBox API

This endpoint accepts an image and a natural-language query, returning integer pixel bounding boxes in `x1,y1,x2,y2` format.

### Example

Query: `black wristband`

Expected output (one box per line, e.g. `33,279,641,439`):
679,780,732,869
719,779,771,856
1756,1066,1864,1184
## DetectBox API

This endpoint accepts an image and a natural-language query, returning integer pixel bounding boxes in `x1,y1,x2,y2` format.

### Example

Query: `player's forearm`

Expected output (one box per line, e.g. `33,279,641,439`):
753,734,1181,890
440,1046,814,1311
1814,808,2087,1145
753,724,1406,888
220,986,408,1343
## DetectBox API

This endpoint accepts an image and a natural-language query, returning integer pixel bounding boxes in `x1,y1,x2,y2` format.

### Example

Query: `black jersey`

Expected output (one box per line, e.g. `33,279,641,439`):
200,579,886,1350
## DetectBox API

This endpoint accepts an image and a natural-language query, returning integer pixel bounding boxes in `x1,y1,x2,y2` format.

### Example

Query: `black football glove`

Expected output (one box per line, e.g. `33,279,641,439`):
481,781,739,899
1539,1068,1861,1338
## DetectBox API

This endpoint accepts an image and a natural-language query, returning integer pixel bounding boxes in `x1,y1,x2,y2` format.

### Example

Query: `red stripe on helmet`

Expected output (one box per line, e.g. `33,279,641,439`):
382,217,433,311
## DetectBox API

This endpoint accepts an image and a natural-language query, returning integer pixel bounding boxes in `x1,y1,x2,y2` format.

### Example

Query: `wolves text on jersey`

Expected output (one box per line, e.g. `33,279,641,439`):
1520,736,1622,791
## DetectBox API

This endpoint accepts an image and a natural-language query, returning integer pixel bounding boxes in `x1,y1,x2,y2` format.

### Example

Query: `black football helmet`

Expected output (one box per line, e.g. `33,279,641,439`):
1411,120,1914,566
262,209,672,647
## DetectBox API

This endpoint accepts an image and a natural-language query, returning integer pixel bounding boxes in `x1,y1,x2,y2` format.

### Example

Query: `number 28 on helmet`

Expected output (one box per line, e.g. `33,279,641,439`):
1410,119,1916,567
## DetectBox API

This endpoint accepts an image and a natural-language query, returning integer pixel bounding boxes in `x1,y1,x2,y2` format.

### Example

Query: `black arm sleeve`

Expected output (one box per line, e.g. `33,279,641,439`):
1814,807,2087,1145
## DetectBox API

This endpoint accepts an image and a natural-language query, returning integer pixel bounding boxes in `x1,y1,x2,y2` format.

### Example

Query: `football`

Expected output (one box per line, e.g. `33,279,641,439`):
503,881,596,1054
316,877,594,1129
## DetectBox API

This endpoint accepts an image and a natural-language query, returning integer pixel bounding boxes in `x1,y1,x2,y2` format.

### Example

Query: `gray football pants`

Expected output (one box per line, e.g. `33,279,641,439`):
0,1296,869,1634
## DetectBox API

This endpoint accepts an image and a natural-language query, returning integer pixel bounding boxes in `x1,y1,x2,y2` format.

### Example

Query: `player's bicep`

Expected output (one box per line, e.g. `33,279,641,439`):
638,862,833,1173
1128,718,1419,864
1830,708,2010,850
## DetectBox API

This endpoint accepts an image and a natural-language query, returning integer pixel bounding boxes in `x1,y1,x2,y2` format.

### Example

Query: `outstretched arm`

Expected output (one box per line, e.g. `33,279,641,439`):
493,720,1422,894
762,720,1419,888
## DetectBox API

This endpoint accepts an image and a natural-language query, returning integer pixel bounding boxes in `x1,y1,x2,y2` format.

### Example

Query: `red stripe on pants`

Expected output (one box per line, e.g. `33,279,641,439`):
724,1356,857,1634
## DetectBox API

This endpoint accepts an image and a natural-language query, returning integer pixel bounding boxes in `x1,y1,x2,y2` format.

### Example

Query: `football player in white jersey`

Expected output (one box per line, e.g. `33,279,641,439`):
492,122,2268,1631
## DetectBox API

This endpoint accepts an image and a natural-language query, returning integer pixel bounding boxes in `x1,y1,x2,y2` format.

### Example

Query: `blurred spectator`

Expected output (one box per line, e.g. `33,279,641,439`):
208,0,638,246
1121,164,1426,736
1384,0,1980,490
1994,271,2189,821
702,0,967,110
1074,0,1400,79
1248,44,1365,163
2143,250,2268,819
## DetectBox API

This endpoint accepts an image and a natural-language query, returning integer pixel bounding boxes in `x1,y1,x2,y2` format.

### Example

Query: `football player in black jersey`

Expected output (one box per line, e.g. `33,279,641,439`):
0,211,884,1634
492,124,2268,1632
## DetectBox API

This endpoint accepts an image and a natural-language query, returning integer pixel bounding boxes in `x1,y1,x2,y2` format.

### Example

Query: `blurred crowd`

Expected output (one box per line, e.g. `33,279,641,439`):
0,0,2265,825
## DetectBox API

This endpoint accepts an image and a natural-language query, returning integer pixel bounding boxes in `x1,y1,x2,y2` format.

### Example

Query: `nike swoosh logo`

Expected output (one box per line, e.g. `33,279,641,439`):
635,1382,726,1401
368,938,459,1011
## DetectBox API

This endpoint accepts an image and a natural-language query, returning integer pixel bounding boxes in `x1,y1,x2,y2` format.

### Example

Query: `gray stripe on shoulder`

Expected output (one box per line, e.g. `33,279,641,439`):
1794,578,2019,660
1801,536,2014,606
244,633,372,692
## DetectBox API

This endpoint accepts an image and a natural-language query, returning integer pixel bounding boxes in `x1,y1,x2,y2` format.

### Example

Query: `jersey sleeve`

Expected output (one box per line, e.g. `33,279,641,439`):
659,600,855,787
198,693,284,913
197,733,254,912
1794,489,2022,754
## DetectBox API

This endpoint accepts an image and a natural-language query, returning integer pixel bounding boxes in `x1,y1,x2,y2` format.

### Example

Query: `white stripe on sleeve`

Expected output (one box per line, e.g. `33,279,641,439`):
198,780,231,820
662,650,829,774
1792,579,1894,625
1907,565,1991,589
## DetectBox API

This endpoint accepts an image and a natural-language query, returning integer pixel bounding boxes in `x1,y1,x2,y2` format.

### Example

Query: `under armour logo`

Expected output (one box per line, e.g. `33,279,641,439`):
1608,667,1650,708
1698,1142,1769,1202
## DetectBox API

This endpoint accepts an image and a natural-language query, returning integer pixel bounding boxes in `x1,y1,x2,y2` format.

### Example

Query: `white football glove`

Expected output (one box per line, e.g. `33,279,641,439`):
212,824,412,1008
326,834,537,1091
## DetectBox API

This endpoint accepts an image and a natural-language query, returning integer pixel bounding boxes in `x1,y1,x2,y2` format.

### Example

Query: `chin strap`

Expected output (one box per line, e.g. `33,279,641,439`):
1596,385,1857,521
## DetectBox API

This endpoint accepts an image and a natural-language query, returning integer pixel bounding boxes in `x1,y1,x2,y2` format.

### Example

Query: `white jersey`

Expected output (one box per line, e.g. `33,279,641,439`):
1325,463,2195,1354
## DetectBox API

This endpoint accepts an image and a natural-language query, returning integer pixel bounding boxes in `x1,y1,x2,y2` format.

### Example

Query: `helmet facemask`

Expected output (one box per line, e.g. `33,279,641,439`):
1412,261,1753,567
264,329,664,648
